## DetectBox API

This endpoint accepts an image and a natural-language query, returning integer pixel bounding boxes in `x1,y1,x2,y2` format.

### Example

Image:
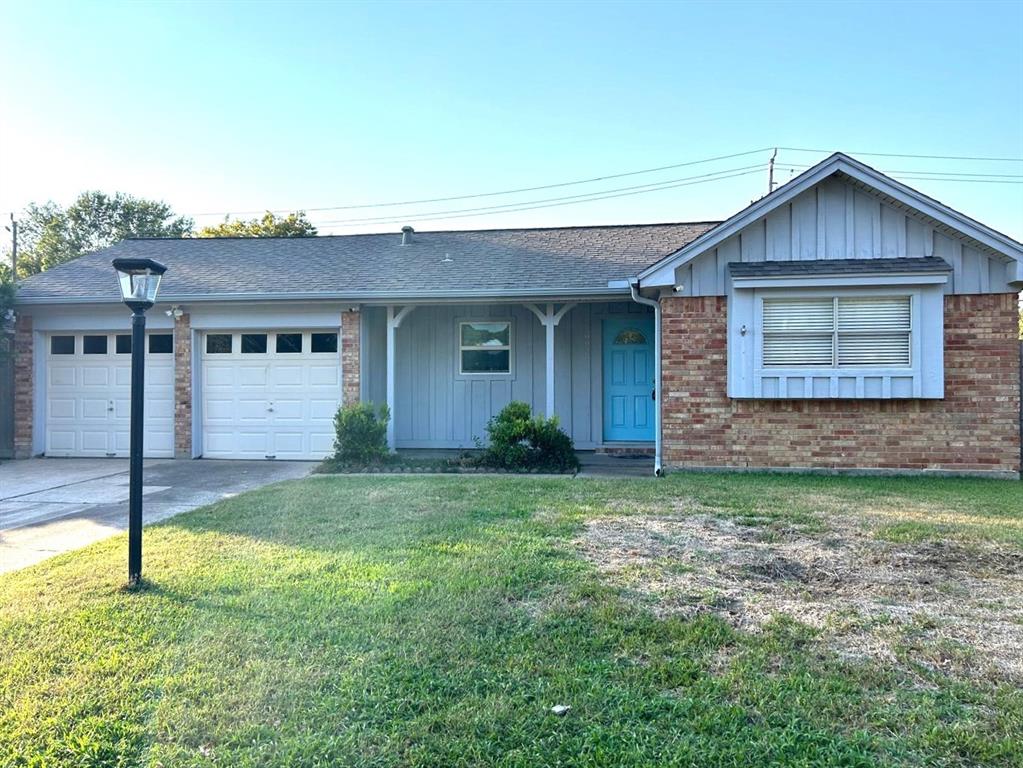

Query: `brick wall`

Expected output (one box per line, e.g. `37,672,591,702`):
661,293,1021,475
341,308,360,405
174,313,192,458
13,314,33,458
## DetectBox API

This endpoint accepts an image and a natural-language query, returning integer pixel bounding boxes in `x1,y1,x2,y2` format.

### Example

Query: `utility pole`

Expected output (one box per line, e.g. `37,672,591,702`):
768,148,777,194
5,214,16,280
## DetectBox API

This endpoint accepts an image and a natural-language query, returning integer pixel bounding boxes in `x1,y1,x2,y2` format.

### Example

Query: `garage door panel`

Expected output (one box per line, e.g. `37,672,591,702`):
49,399,76,420
45,334,174,458
147,398,174,419
82,399,110,420
309,399,337,420
201,329,341,460
237,400,270,421
309,433,335,454
206,366,235,387
273,400,305,421
82,367,110,387
237,366,268,387
309,366,339,386
204,398,236,421
272,366,304,386
50,367,76,387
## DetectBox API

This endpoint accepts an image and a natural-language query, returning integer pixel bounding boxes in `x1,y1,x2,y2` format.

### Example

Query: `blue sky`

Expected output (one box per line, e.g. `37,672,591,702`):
1,0,1021,239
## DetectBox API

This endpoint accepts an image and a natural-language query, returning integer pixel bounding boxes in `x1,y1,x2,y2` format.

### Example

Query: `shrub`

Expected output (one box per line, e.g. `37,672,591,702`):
332,403,390,463
479,401,579,472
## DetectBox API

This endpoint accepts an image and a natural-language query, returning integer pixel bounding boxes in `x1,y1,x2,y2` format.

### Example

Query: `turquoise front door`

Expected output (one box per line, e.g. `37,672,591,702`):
602,317,655,442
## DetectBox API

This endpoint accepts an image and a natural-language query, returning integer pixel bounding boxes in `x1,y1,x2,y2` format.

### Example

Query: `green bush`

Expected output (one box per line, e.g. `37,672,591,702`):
332,403,390,463
479,401,579,472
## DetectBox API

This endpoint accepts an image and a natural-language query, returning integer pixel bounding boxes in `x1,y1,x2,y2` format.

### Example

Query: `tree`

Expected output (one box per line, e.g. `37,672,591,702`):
197,211,317,238
14,192,193,278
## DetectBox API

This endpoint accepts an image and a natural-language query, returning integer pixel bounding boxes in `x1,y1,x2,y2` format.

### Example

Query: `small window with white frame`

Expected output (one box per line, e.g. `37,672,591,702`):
459,321,511,374
762,295,912,368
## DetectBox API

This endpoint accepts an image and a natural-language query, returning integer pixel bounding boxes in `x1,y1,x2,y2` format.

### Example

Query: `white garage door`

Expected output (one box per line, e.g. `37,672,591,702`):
201,330,341,460
46,332,175,458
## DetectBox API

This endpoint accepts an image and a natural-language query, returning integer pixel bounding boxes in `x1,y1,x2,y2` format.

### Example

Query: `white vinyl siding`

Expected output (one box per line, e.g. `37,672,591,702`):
762,296,911,369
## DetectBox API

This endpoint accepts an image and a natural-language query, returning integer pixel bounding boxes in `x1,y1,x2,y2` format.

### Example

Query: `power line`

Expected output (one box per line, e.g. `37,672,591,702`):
318,167,766,229
311,164,769,226
773,148,1023,165
775,164,1023,184
187,147,775,218
776,163,1023,179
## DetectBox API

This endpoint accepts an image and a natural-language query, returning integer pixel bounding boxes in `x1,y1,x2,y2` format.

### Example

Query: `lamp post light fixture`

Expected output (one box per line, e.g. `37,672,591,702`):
112,257,167,587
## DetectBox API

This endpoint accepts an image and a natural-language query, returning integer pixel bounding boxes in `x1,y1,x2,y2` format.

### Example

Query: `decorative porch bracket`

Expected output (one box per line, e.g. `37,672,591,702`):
386,305,417,450
524,302,577,417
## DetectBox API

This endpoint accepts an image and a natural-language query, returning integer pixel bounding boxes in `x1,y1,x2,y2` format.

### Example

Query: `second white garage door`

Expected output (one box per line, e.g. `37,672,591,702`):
201,330,341,460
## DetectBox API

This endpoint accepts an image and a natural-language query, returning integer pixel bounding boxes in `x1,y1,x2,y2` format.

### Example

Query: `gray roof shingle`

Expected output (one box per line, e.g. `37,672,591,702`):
727,256,953,279
16,223,717,303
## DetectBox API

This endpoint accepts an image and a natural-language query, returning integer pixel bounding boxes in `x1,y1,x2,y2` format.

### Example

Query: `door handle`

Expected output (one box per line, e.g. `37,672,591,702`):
108,399,114,412
651,389,656,402
267,402,274,413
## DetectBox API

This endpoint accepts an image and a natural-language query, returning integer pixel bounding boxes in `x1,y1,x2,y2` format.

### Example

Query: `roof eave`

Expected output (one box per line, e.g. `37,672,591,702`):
14,285,634,306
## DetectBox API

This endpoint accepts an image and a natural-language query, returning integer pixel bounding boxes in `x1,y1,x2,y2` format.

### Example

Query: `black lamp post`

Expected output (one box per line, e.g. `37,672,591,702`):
112,257,167,587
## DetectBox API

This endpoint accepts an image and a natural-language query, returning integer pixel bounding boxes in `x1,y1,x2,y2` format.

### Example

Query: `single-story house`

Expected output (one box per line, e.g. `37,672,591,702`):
10,153,1023,477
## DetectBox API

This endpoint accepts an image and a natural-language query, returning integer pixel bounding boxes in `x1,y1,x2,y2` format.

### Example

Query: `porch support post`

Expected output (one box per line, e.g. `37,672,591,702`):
385,305,416,451
525,302,576,417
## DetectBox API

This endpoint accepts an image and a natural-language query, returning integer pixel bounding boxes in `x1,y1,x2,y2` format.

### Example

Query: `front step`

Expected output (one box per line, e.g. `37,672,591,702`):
596,444,655,457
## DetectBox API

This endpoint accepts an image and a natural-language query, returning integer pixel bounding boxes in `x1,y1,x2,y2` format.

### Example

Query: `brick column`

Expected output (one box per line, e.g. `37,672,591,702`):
341,308,361,405
174,313,192,458
13,314,34,458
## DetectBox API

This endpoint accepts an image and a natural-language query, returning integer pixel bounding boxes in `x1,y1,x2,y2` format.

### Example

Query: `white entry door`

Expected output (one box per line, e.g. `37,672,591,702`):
45,332,175,458
201,330,341,460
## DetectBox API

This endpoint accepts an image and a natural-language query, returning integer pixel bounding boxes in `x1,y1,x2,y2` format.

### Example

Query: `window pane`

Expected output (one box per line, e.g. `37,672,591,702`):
838,333,910,366
276,333,302,353
148,334,173,354
461,322,509,347
116,335,132,354
83,335,108,354
241,333,267,354
763,335,833,367
613,328,647,345
461,349,510,373
311,332,338,353
50,335,75,355
206,334,233,354
837,296,911,332
763,298,834,333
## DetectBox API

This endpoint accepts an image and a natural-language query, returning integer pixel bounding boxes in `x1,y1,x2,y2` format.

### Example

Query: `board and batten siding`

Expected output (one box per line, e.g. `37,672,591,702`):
674,177,1015,297
362,302,653,449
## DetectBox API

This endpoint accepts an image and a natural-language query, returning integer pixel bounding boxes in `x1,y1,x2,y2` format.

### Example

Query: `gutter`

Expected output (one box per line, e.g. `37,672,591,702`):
629,278,663,477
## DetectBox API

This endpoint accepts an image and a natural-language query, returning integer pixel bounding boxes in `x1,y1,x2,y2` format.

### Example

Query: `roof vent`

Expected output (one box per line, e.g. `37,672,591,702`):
400,225,414,246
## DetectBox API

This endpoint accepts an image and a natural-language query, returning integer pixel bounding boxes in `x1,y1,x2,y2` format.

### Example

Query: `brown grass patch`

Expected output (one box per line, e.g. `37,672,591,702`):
576,512,1023,682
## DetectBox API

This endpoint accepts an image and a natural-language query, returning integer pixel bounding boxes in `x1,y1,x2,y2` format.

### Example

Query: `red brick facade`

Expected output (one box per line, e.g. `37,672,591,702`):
174,312,192,458
341,308,360,405
661,293,1021,476
12,314,33,458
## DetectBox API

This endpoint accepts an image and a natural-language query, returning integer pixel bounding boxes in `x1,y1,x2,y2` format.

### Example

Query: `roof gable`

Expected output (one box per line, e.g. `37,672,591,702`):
639,153,1023,288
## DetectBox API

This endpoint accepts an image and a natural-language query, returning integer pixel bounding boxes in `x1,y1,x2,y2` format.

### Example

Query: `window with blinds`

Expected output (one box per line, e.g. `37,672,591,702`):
762,296,911,368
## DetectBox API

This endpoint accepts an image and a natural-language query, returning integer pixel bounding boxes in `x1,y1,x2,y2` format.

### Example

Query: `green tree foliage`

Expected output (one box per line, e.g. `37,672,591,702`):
14,192,192,278
332,403,390,463
197,211,317,238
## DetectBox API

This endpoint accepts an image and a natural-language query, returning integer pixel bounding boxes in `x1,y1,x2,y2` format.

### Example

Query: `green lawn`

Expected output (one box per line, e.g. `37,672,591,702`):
2,473,1022,767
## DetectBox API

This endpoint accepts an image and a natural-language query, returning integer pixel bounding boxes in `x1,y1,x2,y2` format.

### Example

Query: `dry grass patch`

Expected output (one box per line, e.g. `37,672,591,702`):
577,510,1023,682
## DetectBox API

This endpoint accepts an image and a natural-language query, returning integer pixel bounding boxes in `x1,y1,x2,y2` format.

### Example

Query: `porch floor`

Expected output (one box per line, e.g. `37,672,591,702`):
394,449,655,478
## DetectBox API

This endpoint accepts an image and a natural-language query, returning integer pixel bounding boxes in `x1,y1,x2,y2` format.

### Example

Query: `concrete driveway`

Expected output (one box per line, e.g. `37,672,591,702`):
0,458,315,574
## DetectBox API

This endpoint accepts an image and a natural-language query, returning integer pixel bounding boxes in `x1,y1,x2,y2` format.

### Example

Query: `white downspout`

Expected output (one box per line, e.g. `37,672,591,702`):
629,280,663,477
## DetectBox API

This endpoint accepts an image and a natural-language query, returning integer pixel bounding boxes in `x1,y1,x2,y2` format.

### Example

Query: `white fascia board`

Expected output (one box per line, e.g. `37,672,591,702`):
731,273,950,289
639,152,1023,287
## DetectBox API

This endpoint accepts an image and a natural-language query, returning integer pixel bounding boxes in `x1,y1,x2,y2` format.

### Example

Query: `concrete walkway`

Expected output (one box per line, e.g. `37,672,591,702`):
0,458,315,574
